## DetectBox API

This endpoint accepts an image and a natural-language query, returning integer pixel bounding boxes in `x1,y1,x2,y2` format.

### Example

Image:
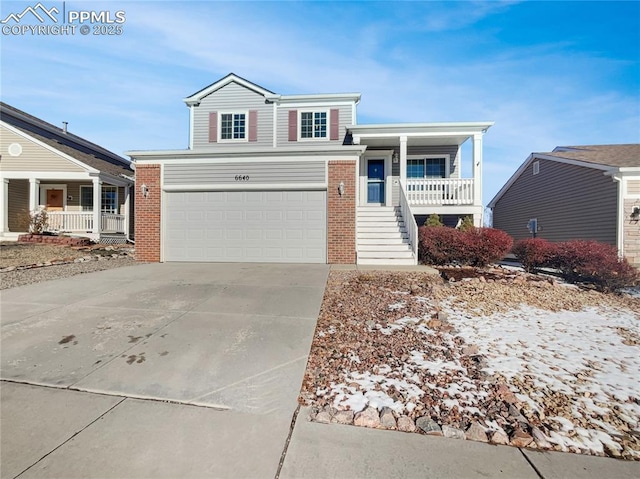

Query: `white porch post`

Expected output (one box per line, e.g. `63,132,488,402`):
92,177,102,235
399,136,408,185
123,184,130,237
473,133,483,226
28,178,40,211
0,179,8,234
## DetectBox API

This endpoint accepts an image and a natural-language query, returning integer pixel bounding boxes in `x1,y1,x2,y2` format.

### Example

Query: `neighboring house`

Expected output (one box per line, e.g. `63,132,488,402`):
0,102,134,243
488,144,640,267
128,73,493,265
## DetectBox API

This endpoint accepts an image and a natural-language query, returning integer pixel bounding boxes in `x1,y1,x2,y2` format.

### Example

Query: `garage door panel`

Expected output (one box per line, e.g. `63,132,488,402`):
165,190,326,263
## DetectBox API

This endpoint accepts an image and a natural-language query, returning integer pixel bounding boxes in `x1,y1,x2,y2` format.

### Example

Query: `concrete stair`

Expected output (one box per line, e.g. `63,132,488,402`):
356,206,416,265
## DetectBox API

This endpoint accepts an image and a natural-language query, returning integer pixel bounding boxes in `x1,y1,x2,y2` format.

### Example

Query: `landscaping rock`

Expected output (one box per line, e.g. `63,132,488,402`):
315,411,331,424
465,422,489,442
510,427,534,448
442,425,465,440
397,416,416,433
379,407,397,429
416,417,442,436
332,410,354,425
490,430,510,445
354,406,380,428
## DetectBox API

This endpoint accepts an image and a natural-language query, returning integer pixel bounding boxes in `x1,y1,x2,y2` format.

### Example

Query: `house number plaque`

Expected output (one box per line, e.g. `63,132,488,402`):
234,175,250,181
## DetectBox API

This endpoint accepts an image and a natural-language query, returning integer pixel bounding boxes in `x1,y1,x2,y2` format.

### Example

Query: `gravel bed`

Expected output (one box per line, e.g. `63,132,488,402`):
0,242,137,290
1,257,136,290
300,268,640,460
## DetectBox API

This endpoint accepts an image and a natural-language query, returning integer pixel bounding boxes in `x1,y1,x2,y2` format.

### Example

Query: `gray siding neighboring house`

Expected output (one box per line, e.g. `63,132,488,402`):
489,144,640,267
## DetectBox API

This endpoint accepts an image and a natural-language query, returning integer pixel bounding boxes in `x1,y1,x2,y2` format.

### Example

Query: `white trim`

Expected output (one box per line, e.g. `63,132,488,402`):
266,94,361,104
0,171,93,181
272,102,278,148
160,163,165,263
361,150,393,206
128,146,366,161
218,111,249,143
162,182,327,192
39,183,67,210
184,74,274,105
612,174,625,257
132,151,365,165
0,179,8,233
298,109,330,142
188,105,194,149
1,121,99,173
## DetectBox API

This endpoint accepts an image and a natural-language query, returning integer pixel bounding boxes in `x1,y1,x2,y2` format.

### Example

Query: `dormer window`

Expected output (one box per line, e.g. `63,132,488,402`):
220,112,246,141
300,111,327,139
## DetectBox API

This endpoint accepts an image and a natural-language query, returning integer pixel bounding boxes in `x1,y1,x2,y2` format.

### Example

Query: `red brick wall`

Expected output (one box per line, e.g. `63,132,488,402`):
327,160,356,263
135,165,161,262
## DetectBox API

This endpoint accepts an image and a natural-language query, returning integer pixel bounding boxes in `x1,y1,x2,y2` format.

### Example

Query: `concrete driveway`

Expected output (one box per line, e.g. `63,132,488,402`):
1,262,329,478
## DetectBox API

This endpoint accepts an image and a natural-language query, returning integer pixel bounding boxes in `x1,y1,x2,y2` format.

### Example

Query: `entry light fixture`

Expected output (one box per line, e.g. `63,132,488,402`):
338,181,345,196
392,152,399,163
140,184,149,198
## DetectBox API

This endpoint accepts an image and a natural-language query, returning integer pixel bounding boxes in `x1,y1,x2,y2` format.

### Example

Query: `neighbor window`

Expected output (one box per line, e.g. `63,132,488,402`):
300,111,327,139
220,112,246,140
80,186,118,213
533,161,540,175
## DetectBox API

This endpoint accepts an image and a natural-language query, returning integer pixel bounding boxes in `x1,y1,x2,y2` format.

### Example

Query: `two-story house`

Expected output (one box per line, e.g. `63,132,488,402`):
128,74,493,265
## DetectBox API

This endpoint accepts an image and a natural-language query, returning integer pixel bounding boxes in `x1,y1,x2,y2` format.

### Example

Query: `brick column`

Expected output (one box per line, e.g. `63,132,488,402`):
327,160,356,264
135,165,161,262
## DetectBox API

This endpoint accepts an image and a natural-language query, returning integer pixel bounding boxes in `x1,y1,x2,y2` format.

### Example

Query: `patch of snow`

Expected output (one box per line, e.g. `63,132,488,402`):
388,301,406,311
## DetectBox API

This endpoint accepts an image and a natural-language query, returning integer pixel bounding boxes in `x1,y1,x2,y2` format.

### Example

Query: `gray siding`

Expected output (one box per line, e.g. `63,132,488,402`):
492,159,618,245
8,179,29,232
192,82,273,149
276,105,353,147
164,161,326,185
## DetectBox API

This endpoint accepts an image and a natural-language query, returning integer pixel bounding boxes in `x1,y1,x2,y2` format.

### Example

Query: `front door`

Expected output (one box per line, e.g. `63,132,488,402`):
46,189,64,211
367,159,385,204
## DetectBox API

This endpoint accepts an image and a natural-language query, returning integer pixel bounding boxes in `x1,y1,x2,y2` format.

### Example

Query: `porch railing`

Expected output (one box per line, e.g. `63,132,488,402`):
405,178,474,205
46,212,125,234
399,183,419,265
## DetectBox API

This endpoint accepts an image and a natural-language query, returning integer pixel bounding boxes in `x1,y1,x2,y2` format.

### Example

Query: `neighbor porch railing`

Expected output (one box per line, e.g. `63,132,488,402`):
399,182,418,265
405,178,474,205
46,211,125,233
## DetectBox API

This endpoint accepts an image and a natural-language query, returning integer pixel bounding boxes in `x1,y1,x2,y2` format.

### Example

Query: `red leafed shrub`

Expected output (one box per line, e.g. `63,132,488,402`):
552,240,638,292
418,226,513,267
461,228,514,267
512,238,557,273
418,226,464,265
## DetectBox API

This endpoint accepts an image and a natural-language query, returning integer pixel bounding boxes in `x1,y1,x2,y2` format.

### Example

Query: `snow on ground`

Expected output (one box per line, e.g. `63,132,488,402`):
442,301,640,457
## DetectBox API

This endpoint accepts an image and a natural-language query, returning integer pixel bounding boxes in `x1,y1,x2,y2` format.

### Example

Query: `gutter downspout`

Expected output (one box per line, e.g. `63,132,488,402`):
611,173,624,258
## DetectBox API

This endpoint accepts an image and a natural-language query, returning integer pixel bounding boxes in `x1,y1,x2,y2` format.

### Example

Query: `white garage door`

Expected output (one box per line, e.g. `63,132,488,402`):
165,190,326,263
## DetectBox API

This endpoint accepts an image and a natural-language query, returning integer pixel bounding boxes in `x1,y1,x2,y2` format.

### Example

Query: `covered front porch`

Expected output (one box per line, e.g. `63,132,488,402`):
0,172,132,242
350,121,493,227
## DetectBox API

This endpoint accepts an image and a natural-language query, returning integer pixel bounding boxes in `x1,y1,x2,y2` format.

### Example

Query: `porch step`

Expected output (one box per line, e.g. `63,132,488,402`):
356,206,416,265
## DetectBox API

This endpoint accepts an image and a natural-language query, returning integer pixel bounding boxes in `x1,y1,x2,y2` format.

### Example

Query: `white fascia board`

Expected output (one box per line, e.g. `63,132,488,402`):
1,121,100,174
534,153,615,172
183,74,273,105
98,172,134,187
134,154,364,166
128,145,367,162
352,131,482,139
348,122,494,135
0,171,93,181
266,93,361,104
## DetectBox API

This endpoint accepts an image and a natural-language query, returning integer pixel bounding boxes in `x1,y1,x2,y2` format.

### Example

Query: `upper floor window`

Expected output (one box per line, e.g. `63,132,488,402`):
300,111,327,139
220,112,246,140
533,160,540,175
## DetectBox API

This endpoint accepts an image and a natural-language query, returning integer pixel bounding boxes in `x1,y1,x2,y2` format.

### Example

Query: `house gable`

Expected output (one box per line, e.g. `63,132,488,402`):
491,157,618,245
0,123,88,173
190,80,273,149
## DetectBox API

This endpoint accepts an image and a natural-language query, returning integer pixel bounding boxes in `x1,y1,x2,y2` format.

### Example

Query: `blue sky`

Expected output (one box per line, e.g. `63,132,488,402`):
1,0,639,207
